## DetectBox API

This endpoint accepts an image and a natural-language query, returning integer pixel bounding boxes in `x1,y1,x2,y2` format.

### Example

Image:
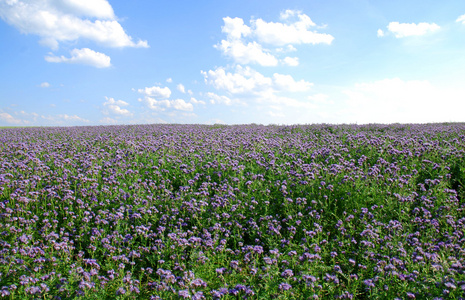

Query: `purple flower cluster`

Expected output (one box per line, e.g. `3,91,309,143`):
0,123,464,298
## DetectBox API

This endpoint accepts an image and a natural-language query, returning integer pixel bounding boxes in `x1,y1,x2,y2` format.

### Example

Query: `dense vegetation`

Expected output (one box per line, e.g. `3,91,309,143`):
1,123,464,299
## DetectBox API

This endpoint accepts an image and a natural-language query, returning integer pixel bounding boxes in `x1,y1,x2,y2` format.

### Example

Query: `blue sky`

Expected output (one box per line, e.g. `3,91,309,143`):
1,0,465,126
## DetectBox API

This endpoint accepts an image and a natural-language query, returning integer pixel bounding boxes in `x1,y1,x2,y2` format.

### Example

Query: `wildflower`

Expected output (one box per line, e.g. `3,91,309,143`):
279,283,292,291
179,290,191,298
363,279,375,288
116,287,126,295
281,269,294,278
230,260,240,270
192,291,205,300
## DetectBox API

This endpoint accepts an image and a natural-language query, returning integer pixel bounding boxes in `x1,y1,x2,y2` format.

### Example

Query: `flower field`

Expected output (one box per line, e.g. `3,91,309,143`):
1,123,464,299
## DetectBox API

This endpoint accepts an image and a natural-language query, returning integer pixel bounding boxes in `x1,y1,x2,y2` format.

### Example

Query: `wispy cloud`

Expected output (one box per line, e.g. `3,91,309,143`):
45,48,111,68
378,22,440,38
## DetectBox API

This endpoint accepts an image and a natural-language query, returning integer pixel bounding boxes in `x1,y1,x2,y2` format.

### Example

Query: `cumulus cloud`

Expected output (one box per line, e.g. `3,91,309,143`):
201,65,317,118
252,10,334,46
272,73,313,92
0,0,148,50
137,84,193,112
385,22,440,38
377,29,385,37
137,86,171,99
172,99,193,111
282,56,299,66
45,48,111,68
221,17,252,40
138,97,193,112
53,0,115,19
215,38,278,66
40,82,50,88
215,10,333,66
102,97,132,116
0,111,22,124
177,83,186,93
202,65,312,96
202,65,273,95
190,97,206,105
206,92,233,105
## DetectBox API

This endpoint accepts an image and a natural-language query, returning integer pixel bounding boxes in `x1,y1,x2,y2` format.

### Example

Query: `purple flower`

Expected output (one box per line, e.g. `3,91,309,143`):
192,291,205,300
230,260,240,270
279,283,292,291
116,287,126,295
444,282,456,289
281,269,294,278
191,278,207,288
179,289,191,298
253,245,264,254
363,279,375,288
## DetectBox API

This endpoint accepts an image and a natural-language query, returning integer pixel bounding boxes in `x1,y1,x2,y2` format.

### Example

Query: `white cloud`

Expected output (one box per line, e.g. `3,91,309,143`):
137,86,171,99
456,14,465,24
221,17,252,40
138,97,193,112
0,0,148,50
215,10,333,66
377,29,384,37
215,39,278,66
45,48,111,68
99,117,118,124
102,97,132,116
282,56,299,66
172,99,193,111
177,83,186,93
386,22,440,38
202,65,312,96
138,97,165,111
54,0,115,19
339,78,465,123
40,82,50,88
272,73,313,92
137,84,193,112
267,110,285,118
206,92,233,105
40,113,89,124
190,97,206,105
276,45,297,53
166,78,173,83
252,10,334,46
202,65,273,95
202,65,317,117
60,114,89,122
0,111,22,124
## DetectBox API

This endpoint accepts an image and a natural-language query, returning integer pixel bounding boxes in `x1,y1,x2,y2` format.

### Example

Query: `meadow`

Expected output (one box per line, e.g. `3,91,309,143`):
0,123,464,299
